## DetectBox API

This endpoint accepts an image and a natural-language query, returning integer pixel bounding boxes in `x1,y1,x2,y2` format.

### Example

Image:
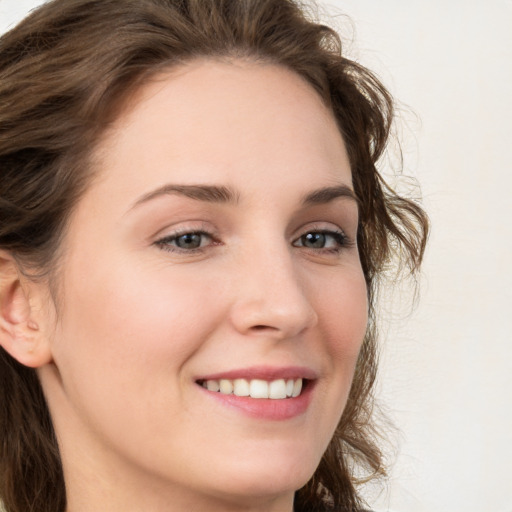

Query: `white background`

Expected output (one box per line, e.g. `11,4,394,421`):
1,1,511,511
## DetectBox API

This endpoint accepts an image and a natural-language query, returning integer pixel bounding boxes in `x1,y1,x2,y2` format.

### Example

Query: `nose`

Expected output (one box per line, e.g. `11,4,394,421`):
228,243,318,339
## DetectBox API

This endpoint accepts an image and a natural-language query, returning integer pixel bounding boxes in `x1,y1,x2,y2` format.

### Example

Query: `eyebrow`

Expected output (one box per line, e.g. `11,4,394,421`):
301,185,358,206
130,184,238,210
129,183,357,211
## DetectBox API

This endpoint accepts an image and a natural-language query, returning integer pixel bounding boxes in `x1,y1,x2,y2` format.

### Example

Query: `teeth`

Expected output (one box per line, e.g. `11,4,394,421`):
249,379,269,398
269,379,287,399
286,378,294,397
201,378,304,399
291,378,302,398
219,379,233,394
206,380,220,392
233,378,250,397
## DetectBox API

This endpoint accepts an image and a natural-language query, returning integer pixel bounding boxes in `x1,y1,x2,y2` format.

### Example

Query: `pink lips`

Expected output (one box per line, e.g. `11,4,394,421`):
196,365,317,382
196,365,317,420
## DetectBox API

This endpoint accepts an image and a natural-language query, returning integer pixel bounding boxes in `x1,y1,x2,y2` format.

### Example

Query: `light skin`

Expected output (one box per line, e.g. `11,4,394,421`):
0,60,368,512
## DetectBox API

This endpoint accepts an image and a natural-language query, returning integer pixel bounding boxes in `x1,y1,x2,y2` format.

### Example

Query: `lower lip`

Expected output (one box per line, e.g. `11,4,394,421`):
199,381,314,420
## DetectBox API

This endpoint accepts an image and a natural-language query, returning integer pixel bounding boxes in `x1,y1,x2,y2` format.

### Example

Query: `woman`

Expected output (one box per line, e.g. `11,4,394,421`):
0,1,428,511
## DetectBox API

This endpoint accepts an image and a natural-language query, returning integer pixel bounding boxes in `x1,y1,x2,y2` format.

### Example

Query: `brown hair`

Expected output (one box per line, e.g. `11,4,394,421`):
0,1,428,511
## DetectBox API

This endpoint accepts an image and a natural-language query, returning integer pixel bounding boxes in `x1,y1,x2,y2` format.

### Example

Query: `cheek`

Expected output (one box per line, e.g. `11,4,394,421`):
53,253,224,397
316,269,368,358
311,266,368,413
49,254,228,463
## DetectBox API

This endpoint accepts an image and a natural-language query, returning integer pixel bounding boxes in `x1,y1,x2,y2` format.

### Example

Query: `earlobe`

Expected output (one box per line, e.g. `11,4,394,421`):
0,252,52,368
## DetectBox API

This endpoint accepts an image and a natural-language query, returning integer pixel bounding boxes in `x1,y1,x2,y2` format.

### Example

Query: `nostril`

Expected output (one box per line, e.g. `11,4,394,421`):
250,324,279,332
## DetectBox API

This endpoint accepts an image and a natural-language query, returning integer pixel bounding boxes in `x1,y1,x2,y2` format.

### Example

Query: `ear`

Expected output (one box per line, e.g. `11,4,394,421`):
0,251,53,368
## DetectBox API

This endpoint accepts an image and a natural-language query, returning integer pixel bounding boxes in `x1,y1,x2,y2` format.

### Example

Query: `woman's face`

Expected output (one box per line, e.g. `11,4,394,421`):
39,60,368,510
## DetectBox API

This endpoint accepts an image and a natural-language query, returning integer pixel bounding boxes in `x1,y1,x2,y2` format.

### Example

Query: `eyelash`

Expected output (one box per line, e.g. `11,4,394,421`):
292,229,351,253
155,229,218,253
154,227,352,255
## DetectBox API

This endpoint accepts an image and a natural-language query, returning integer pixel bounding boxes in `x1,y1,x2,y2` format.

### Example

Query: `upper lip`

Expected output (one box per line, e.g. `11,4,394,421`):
195,365,318,382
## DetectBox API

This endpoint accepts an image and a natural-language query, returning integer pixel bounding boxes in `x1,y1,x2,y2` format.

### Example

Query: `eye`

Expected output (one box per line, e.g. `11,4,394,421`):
293,230,349,251
155,230,215,252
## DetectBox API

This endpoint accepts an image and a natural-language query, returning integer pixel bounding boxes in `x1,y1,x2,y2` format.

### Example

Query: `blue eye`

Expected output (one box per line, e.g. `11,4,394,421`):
173,233,204,249
293,230,348,251
156,231,213,252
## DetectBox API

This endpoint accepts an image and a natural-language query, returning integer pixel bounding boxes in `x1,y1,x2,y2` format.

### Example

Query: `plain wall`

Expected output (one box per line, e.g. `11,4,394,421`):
1,1,511,511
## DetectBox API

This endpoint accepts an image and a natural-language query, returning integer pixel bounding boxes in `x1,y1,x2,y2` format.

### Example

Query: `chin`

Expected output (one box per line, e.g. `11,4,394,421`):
203,446,319,501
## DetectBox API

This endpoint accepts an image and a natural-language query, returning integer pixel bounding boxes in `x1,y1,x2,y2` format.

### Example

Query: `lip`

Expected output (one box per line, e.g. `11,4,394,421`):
195,365,318,382
195,365,317,421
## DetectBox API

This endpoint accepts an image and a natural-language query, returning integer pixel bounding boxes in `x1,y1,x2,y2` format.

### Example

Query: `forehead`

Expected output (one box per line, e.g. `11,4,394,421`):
83,59,353,219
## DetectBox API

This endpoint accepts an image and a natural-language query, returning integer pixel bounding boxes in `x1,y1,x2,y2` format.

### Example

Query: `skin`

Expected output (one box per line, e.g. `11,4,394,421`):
1,60,368,512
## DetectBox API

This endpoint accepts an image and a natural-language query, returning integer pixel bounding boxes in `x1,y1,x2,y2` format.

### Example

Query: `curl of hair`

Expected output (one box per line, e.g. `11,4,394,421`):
0,1,429,511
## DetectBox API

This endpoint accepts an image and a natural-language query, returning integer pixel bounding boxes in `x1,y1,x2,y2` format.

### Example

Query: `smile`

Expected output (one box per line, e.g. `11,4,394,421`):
195,366,316,419
199,378,303,399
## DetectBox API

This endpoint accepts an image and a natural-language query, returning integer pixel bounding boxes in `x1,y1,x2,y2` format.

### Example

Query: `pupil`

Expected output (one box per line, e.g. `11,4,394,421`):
304,232,325,248
177,233,201,249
